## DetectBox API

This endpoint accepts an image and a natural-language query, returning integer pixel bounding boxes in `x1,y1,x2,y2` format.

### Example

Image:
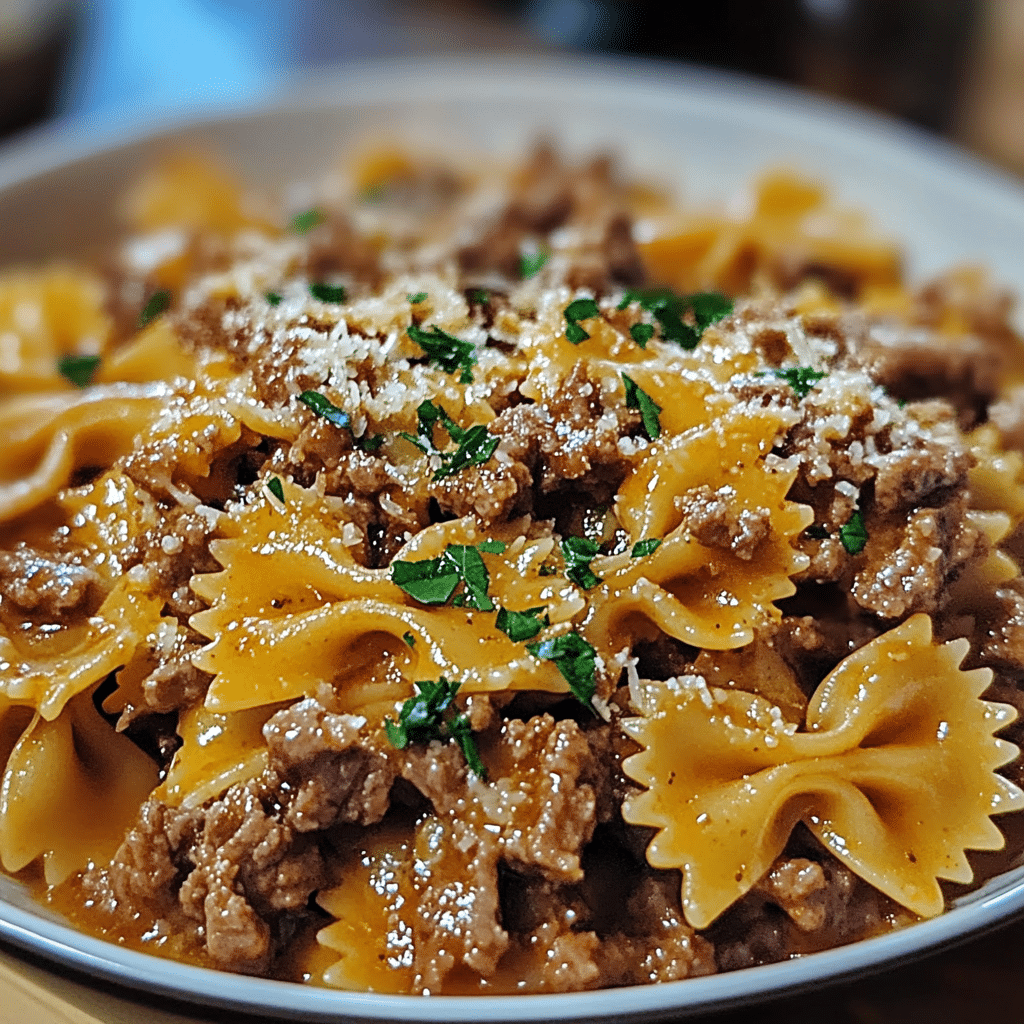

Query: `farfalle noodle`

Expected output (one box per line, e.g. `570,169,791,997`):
622,615,1024,926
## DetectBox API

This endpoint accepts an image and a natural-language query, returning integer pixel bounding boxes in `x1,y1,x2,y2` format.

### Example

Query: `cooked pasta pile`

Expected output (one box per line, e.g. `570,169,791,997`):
2,144,1024,993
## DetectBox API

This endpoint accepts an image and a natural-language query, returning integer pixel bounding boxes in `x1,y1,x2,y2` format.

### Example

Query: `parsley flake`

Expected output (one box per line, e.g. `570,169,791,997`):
408,291,428,304
310,282,347,303
266,477,285,503
519,250,549,279
631,538,662,557
385,678,486,777
621,373,662,440
298,390,351,429
562,536,602,589
496,606,549,642
391,543,497,611
527,632,597,708
774,366,827,399
57,354,100,387
402,631,416,648
630,322,655,348
138,289,171,329
564,297,600,345
291,208,325,233
354,433,385,452
400,400,498,480
407,324,477,383
477,540,507,554
618,288,732,350
265,291,283,306
839,510,868,555
469,288,490,305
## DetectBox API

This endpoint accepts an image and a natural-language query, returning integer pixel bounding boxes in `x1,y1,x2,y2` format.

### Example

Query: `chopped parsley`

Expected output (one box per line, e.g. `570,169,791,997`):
57,354,100,387
400,400,498,481
266,477,285,503
291,208,325,234
385,678,485,777
298,390,386,454
617,288,732,350
631,537,662,557
527,632,597,708
630,322,655,348
774,366,827,399
564,297,600,344
839,510,868,555
495,606,549,642
477,540,507,554
407,324,477,383
138,289,171,329
402,631,416,648
408,291,428,304
519,250,549,279
391,542,497,611
265,291,283,306
353,433,385,452
309,282,347,303
621,373,662,440
297,390,351,429
562,536,602,590
805,524,830,540
469,288,490,305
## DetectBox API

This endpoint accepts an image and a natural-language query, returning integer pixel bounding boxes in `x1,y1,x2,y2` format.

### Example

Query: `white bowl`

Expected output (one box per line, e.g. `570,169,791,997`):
3,53,1024,1022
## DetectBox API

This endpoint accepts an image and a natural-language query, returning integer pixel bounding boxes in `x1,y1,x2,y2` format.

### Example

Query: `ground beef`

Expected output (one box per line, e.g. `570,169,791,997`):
264,695,396,831
0,544,100,616
479,363,638,531
678,483,772,560
457,144,643,291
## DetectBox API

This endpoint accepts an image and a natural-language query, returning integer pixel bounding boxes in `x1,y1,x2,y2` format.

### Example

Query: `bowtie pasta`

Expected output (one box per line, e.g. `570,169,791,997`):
1,145,1024,994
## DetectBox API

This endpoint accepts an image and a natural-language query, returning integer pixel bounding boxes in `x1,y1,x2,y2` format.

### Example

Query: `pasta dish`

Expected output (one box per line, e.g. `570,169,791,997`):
1,143,1023,993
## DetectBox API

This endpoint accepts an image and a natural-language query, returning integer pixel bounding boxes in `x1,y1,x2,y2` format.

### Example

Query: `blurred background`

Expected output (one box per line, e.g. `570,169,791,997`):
2,0,1024,175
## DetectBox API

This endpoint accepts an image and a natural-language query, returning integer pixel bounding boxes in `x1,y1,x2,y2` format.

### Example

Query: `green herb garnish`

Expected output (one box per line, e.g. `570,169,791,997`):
562,536,602,590
310,282,347,304
400,400,498,480
408,292,428,304
138,289,171,329
630,322,655,348
617,288,732,350
469,288,490,305
564,297,600,345
265,291,283,306
774,366,827,399
477,540,507,554
291,208,325,234
495,606,549,642
839,510,868,555
527,632,597,708
385,678,485,777
354,433,385,452
631,538,662,557
266,477,285,503
805,524,830,540
403,631,416,648
519,250,549,279
57,354,101,387
391,542,497,611
298,390,351,429
407,324,477,383
621,373,662,440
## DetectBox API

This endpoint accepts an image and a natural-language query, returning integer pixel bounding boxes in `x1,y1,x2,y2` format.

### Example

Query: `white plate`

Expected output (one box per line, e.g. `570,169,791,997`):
2,52,1024,1022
